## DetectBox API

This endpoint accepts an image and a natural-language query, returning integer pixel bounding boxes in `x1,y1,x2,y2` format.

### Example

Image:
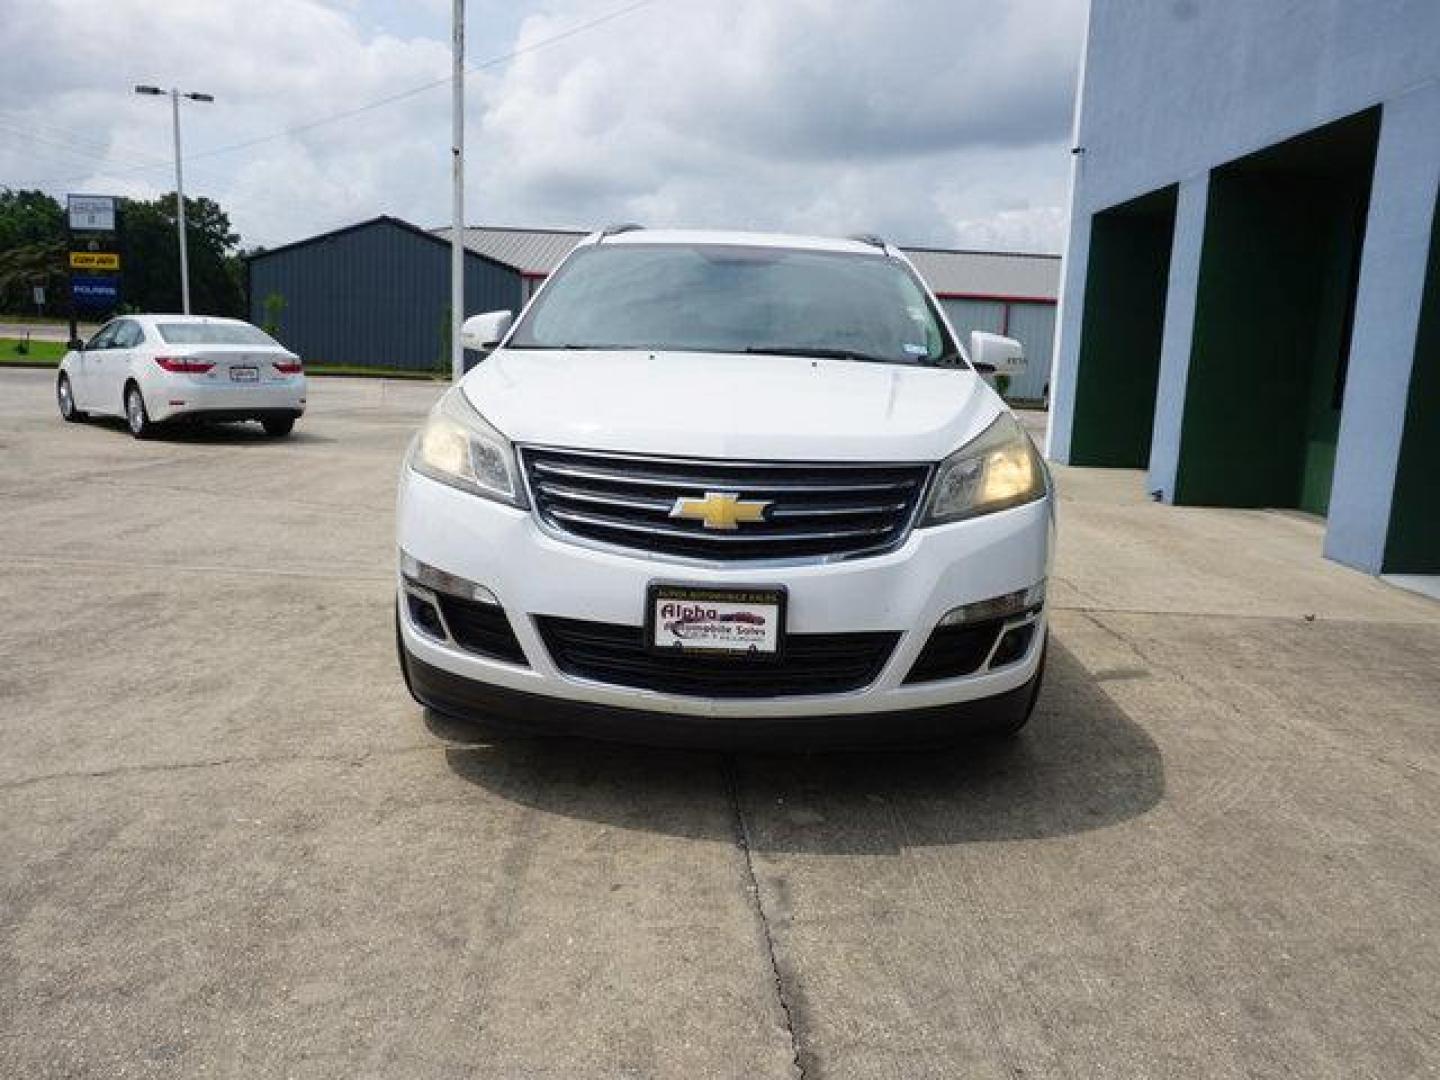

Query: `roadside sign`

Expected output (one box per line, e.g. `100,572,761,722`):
68,195,116,233
71,274,120,308
66,193,123,328
69,251,120,270
32,285,45,307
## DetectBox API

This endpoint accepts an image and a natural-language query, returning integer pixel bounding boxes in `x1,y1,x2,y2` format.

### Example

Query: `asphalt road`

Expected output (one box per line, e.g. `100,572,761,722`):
2,369,1438,1078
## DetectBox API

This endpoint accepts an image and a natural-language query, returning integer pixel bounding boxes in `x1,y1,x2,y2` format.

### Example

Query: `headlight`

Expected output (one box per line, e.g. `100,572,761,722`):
409,388,526,507
920,413,1046,525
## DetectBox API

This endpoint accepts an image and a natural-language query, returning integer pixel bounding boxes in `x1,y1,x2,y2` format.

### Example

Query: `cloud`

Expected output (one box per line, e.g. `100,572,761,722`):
476,0,1083,248
0,0,1083,252
0,0,460,247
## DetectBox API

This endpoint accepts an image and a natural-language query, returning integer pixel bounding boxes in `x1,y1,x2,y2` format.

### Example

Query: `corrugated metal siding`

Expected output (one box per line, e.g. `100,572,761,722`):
940,297,1055,402
907,249,1062,300
432,227,587,274
939,298,1007,339
249,219,521,371
1002,302,1056,401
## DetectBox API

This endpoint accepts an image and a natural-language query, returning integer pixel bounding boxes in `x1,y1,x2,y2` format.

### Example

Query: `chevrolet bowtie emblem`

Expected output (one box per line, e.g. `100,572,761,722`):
669,491,771,530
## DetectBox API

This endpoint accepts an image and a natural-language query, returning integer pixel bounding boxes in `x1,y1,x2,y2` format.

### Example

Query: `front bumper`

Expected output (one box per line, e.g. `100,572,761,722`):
397,467,1053,730
400,635,1043,747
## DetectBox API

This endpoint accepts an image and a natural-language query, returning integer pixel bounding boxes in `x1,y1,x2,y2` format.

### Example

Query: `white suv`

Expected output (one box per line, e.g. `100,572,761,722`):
396,229,1052,745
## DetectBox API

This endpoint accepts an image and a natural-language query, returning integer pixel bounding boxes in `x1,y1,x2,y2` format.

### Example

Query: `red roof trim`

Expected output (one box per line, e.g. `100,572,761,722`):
933,292,1057,305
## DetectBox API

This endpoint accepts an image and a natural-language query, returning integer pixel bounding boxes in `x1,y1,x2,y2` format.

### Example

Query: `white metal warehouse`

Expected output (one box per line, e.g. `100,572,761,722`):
439,226,1060,401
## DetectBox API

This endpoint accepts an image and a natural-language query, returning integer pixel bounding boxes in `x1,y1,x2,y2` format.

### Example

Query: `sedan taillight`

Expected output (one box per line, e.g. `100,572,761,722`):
155,357,214,373
274,359,303,375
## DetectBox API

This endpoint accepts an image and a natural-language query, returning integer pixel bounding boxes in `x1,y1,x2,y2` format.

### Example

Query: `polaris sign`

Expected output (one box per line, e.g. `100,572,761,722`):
70,274,120,308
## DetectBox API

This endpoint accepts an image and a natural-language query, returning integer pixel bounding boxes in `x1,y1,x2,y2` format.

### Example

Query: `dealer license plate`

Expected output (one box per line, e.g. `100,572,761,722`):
230,366,259,382
647,583,785,657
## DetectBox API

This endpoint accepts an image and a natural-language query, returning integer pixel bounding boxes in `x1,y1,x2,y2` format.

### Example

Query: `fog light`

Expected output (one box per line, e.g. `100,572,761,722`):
400,551,499,605
405,591,447,640
938,582,1044,627
992,623,1036,667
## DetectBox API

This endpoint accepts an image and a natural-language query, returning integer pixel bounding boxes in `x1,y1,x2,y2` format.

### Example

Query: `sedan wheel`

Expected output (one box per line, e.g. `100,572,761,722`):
125,385,154,439
57,375,85,422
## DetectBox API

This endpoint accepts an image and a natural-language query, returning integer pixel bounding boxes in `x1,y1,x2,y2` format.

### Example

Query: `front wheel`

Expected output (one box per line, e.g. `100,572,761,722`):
125,384,155,439
57,374,86,422
261,416,296,437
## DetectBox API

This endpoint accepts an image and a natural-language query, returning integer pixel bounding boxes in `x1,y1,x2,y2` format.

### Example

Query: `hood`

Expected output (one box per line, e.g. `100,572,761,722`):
462,349,1002,462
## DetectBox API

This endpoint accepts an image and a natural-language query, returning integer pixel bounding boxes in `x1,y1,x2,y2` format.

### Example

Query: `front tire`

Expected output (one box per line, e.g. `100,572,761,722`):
261,416,296,437
57,374,85,422
125,384,155,439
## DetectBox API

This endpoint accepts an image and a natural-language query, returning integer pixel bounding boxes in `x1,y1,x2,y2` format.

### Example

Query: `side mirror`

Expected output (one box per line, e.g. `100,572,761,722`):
69,337,85,351
968,331,1025,377
460,310,513,353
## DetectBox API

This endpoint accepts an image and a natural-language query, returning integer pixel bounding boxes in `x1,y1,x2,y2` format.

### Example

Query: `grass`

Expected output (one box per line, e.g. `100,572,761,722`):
0,341,446,379
306,363,447,380
0,338,65,364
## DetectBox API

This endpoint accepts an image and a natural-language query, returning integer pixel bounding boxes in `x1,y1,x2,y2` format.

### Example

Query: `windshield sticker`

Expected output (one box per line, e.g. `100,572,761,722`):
903,343,929,356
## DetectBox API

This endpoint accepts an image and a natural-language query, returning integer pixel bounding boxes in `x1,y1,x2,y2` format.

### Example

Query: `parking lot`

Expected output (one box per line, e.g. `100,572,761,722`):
2,365,1439,1078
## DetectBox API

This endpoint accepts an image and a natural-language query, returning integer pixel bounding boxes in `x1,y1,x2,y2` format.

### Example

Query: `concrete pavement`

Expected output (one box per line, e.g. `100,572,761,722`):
2,369,1438,1078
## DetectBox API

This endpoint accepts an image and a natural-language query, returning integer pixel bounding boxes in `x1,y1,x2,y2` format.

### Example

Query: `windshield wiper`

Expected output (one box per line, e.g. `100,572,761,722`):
743,346,896,364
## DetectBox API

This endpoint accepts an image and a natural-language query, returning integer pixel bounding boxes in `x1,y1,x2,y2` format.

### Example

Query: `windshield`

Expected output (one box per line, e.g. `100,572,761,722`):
157,322,278,346
507,243,959,365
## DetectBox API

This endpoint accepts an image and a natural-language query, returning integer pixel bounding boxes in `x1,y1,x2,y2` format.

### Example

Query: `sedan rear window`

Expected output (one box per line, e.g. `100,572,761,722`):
157,323,278,346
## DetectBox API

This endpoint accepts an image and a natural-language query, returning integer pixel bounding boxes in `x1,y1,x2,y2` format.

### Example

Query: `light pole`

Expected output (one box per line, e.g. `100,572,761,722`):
450,0,465,382
135,84,213,315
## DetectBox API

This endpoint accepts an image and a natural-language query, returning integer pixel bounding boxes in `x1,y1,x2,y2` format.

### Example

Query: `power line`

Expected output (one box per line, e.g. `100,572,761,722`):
0,119,173,174
19,0,659,190
185,0,659,165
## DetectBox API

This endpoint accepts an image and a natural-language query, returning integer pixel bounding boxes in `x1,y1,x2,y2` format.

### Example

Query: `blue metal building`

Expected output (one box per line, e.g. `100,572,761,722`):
246,216,522,372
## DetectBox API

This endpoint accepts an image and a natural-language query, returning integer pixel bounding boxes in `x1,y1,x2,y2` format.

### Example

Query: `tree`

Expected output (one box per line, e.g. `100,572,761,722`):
122,194,245,317
0,190,66,313
0,187,248,318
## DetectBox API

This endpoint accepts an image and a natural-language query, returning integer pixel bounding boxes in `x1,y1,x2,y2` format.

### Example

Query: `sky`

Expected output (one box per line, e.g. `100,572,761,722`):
0,0,1086,253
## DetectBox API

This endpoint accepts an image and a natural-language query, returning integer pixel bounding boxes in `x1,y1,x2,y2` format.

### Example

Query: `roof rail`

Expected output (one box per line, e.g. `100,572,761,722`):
599,222,645,239
848,233,889,250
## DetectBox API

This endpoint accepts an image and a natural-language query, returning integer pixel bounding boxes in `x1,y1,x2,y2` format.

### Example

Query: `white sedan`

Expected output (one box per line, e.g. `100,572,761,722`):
57,314,306,438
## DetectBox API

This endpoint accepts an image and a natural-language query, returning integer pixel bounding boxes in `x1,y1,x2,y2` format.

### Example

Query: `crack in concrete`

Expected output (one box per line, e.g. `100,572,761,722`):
1080,610,1440,782
722,755,807,1080
0,554,390,583
0,741,468,793
1057,602,1440,628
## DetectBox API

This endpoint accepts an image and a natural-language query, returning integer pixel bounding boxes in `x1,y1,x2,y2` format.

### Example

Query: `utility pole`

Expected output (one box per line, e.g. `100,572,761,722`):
136,84,213,315
451,0,465,382
170,88,190,315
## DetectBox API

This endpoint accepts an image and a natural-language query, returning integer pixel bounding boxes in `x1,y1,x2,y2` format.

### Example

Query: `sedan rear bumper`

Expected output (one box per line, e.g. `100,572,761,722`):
146,378,306,423
163,407,304,424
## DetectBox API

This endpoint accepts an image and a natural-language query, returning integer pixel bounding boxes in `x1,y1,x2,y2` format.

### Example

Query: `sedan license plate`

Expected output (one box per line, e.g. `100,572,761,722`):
647,583,785,657
230,366,259,382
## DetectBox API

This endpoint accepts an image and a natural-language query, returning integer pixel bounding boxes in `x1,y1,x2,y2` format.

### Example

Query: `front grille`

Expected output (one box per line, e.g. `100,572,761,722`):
521,446,929,562
435,594,528,665
536,616,899,698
